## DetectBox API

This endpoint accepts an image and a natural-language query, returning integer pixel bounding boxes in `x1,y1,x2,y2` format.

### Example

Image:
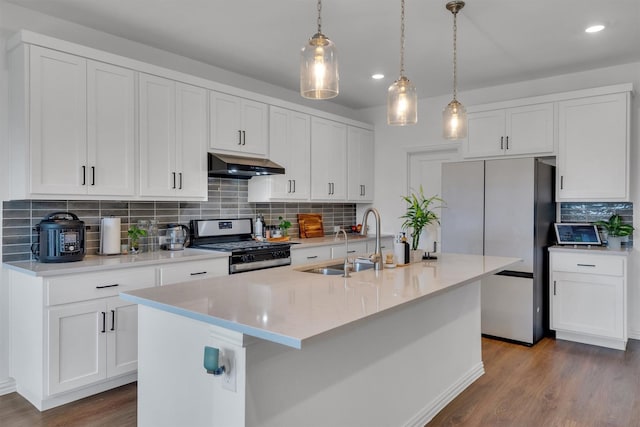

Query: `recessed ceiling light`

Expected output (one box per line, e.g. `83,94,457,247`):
371,73,385,80
585,24,605,33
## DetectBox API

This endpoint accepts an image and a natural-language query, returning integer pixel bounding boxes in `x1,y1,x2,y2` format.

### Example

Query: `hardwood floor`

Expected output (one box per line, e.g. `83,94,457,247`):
428,337,640,426
0,383,136,427
0,337,638,426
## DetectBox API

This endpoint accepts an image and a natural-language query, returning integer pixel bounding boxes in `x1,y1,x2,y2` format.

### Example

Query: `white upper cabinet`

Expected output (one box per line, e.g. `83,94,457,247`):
18,46,135,197
464,103,554,158
347,126,374,202
248,106,311,202
139,74,207,199
87,61,136,196
557,92,630,201
209,91,268,157
310,117,347,201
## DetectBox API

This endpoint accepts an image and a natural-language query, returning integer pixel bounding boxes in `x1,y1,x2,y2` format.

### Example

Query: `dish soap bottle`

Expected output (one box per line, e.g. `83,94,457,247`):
401,232,410,264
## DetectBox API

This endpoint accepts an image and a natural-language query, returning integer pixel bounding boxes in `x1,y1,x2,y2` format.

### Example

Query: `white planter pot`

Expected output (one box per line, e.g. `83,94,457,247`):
607,236,623,250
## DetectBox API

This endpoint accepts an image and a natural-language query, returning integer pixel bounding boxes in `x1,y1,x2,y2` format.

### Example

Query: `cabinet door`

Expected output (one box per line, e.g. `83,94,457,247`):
87,61,135,196
347,127,374,202
176,82,208,198
551,272,624,339
463,109,505,158
266,107,311,200
29,46,87,195
505,103,554,156
240,98,268,156
311,117,347,200
557,93,629,201
209,91,243,152
106,297,138,377
139,73,176,197
47,300,106,395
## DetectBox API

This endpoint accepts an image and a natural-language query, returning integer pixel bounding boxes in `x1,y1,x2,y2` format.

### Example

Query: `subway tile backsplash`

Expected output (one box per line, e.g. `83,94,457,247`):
2,178,357,262
560,201,634,246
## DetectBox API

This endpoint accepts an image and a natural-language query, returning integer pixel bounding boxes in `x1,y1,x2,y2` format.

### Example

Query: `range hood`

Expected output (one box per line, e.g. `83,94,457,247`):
208,153,285,179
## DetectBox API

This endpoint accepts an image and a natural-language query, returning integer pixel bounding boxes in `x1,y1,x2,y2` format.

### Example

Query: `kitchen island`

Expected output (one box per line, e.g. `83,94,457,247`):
121,253,519,427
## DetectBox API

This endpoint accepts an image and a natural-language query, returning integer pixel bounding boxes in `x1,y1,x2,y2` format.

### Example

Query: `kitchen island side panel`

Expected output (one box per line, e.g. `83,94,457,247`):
135,281,483,427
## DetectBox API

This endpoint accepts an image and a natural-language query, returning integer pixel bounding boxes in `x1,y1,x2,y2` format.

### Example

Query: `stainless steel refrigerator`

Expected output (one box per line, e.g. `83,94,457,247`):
441,158,555,345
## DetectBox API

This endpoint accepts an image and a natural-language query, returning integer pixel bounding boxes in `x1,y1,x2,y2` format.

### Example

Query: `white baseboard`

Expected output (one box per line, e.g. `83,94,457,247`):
628,330,640,340
0,377,17,396
404,361,485,427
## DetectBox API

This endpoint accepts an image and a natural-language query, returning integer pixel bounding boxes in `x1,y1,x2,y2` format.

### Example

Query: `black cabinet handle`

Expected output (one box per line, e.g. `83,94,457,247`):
307,255,318,259
82,166,86,185
292,180,296,193
328,182,332,195
110,310,116,331
238,130,242,145
560,175,564,190
242,130,246,145
347,250,356,253
179,172,183,190
91,166,96,185
172,172,177,189
577,263,596,267
101,311,106,333
96,283,120,289
288,180,292,193
500,136,504,150
553,280,556,296
505,136,509,150
190,271,207,276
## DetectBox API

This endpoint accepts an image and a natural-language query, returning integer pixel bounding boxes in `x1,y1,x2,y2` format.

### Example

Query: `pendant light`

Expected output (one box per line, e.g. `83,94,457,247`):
387,0,417,126
442,0,467,139
300,0,339,99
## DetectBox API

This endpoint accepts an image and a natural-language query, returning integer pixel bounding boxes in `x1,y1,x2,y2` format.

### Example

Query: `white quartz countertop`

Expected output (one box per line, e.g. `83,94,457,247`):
2,248,228,277
548,245,632,256
121,253,519,349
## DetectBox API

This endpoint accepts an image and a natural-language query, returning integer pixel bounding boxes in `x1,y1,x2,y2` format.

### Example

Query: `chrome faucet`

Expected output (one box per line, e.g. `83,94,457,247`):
361,207,382,270
335,229,351,278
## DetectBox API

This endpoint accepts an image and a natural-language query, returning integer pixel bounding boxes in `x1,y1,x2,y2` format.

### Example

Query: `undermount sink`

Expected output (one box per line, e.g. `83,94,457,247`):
301,261,375,276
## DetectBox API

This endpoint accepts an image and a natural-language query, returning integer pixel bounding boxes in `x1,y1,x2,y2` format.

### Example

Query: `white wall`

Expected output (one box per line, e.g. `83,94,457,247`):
358,61,640,339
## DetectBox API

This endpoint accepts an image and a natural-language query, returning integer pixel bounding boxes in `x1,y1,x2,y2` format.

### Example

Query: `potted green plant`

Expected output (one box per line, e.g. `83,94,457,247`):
594,214,634,250
278,216,292,237
400,186,444,260
128,225,148,253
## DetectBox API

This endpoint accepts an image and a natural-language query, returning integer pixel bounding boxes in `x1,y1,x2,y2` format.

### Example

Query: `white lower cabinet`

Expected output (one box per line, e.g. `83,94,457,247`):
10,266,156,410
47,296,138,395
549,250,627,350
331,241,367,259
159,258,228,285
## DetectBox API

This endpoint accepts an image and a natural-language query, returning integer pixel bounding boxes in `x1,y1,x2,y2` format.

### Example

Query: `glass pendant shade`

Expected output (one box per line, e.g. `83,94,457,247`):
443,99,467,139
387,76,417,126
300,33,339,99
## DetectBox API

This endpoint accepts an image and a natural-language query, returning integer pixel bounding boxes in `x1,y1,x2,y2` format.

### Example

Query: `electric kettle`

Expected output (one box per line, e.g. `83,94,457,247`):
164,224,190,251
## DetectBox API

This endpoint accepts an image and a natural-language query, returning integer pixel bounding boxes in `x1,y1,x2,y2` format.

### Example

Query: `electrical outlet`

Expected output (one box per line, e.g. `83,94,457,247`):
333,226,340,233
221,349,236,392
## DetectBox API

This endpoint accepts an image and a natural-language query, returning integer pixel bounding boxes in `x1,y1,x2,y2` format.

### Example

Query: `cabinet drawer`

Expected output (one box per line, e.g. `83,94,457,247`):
159,259,228,285
46,267,156,306
291,246,331,266
551,252,624,276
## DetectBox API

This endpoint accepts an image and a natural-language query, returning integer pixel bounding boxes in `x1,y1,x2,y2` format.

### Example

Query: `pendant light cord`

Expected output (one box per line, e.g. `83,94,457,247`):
317,0,322,34
452,8,458,101
399,0,406,77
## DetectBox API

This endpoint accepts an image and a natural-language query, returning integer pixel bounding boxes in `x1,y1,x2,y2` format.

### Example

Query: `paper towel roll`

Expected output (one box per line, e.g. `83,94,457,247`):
394,242,406,266
100,217,121,255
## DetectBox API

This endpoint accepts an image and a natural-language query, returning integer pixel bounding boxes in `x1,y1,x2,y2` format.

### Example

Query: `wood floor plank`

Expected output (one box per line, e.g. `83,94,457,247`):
1,337,639,426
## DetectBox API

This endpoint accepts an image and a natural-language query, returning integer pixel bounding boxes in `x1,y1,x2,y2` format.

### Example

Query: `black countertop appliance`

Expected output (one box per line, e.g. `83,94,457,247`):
32,212,86,263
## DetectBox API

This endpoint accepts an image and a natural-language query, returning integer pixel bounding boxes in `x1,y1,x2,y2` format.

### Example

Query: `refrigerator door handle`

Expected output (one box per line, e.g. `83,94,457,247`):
495,270,534,279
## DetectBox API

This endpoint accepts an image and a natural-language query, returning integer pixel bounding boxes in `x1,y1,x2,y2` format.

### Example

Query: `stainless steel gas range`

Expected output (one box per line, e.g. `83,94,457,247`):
190,218,291,274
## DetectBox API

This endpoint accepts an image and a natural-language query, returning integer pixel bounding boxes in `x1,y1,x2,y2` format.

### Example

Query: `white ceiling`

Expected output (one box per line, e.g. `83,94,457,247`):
7,0,640,110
